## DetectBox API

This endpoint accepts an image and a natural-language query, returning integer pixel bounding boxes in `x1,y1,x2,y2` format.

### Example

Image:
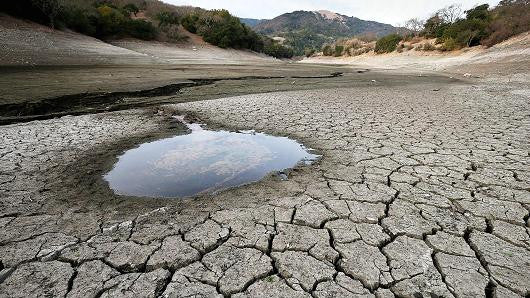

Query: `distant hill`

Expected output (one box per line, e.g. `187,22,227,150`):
240,18,266,27
254,10,398,55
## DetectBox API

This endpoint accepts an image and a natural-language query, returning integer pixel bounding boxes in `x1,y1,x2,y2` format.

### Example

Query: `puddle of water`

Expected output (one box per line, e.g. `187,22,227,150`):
104,118,319,198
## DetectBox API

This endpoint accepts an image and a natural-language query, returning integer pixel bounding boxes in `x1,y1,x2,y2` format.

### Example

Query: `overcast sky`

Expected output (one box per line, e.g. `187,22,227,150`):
165,0,501,25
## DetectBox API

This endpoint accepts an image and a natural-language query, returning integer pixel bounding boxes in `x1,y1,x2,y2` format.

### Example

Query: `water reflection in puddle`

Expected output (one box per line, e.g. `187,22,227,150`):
104,118,319,198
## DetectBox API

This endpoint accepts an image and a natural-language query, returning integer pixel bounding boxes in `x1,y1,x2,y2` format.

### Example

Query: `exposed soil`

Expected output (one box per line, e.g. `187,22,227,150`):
0,16,529,298
0,13,274,66
303,32,530,78
0,69,460,124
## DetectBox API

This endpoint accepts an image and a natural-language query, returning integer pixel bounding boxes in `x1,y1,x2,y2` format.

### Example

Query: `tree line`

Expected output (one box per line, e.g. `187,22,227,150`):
403,0,529,50
1,0,162,40
321,0,529,55
181,9,293,58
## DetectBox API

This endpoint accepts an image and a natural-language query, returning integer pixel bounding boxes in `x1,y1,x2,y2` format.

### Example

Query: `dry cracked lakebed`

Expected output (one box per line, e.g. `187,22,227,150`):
0,75,529,297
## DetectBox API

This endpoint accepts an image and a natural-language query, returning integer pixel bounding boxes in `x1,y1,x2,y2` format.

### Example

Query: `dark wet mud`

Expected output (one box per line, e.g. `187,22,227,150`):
0,66,460,125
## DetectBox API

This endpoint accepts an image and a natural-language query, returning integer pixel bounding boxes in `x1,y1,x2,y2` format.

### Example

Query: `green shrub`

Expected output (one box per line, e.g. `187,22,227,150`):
32,0,62,28
419,3,492,50
181,9,292,57
333,45,344,56
375,34,403,53
263,42,294,59
482,0,530,46
441,38,459,51
180,10,261,50
442,18,489,47
279,29,332,56
304,48,316,57
465,4,491,21
181,13,199,33
124,19,157,40
422,43,436,51
156,11,179,28
422,15,447,38
0,0,61,27
420,2,527,49
91,5,123,36
122,3,139,16
61,7,97,36
322,45,333,56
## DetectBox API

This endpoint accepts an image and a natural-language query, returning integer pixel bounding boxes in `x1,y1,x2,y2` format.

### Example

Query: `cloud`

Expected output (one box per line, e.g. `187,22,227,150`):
165,0,501,25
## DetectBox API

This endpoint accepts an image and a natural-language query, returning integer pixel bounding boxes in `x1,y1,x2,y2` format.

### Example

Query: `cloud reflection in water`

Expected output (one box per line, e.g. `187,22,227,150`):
104,124,318,198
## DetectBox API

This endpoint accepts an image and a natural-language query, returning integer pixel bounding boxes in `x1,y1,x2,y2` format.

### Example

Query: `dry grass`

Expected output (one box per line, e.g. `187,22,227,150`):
401,37,441,52
324,34,448,57
323,38,375,57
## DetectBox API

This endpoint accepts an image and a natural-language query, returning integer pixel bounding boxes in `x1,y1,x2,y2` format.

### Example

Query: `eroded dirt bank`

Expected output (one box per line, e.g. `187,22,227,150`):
0,65,456,125
0,71,529,297
301,32,530,78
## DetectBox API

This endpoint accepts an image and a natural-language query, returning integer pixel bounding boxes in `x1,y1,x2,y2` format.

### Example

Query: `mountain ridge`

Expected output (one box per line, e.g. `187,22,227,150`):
254,10,396,36
249,10,398,55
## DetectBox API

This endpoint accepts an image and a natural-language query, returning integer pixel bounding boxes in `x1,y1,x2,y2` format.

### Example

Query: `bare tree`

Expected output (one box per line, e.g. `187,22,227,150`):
404,18,425,35
395,21,407,35
437,4,463,23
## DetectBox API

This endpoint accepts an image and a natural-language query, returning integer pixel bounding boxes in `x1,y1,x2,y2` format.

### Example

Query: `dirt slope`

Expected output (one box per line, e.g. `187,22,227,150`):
0,14,158,65
0,14,274,66
111,39,275,65
302,32,530,77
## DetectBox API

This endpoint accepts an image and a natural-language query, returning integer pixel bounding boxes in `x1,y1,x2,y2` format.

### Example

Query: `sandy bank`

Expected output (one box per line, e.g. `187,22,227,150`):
302,32,530,78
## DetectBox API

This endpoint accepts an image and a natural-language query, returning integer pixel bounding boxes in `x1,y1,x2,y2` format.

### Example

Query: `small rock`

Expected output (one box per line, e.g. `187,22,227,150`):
218,227,230,239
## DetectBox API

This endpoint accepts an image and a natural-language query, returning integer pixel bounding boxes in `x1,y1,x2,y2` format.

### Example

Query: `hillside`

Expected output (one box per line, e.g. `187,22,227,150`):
302,32,530,78
254,10,397,54
0,0,296,59
255,10,396,37
0,13,274,66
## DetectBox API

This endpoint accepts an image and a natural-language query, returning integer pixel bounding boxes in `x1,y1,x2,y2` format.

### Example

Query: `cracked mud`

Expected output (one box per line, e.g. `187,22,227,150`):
0,74,529,297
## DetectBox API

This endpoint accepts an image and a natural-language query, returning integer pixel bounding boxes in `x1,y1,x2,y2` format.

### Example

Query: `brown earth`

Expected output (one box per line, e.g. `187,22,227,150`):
303,32,530,78
0,14,529,298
